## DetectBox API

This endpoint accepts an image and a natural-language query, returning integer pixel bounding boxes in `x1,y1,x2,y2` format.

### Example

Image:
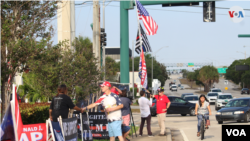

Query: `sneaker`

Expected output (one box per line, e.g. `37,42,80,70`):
148,135,154,137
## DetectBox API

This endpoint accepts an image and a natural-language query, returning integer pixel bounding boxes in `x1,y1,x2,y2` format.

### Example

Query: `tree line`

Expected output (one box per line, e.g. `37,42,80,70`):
225,58,250,88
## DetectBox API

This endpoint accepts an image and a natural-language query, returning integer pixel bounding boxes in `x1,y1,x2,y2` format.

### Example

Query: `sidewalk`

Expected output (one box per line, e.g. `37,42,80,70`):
128,127,171,141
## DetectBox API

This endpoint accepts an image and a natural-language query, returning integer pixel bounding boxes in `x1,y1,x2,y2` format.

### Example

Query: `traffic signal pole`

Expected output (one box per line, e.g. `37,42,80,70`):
120,1,130,83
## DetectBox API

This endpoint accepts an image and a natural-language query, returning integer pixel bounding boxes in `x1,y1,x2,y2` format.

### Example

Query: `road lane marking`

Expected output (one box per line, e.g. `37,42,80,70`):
180,129,189,141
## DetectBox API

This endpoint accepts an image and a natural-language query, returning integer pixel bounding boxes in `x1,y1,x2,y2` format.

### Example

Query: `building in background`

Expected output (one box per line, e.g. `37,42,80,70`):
105,47,132,62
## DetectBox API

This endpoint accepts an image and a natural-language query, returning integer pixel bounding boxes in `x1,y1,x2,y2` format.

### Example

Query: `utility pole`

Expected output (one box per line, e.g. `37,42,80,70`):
70,0,75,52
132,40,135,99
93,1,100,69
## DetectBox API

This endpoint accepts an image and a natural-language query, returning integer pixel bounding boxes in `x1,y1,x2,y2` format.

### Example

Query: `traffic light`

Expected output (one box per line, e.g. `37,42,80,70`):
203,1,215,22
100,28,106,46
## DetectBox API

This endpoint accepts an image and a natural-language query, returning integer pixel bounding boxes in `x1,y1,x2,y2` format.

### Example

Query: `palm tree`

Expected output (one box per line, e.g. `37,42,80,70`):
198,66,219,92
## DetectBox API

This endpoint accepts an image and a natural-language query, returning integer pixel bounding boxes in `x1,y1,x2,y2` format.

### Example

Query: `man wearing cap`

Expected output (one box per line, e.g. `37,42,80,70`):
154,86,171,136
83,81,124,141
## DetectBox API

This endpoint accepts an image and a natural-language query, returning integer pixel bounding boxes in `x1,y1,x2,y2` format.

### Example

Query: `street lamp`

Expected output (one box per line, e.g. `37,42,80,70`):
152,46,168,93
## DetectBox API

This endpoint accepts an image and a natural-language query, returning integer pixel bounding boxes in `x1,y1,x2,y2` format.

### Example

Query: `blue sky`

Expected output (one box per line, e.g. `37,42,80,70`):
51,1,250,67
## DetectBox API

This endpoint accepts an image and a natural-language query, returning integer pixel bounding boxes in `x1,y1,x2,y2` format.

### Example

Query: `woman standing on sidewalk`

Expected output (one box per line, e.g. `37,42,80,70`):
195,95,212,137
138,90,154,137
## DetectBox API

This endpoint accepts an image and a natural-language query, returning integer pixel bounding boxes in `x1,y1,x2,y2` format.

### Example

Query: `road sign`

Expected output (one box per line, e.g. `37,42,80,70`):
235,65,249,71
224,80,228,85
218,68,227,74
188,63,194,67
225,87,228,90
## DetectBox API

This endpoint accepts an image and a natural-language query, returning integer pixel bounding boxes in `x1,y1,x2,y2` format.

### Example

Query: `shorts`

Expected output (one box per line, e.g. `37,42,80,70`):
122,114,130,126
122,125,131,133
108,120,122,137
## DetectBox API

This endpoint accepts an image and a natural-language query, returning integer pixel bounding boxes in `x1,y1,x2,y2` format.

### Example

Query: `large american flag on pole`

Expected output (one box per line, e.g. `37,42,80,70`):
136,0,158,35
135,24,152,54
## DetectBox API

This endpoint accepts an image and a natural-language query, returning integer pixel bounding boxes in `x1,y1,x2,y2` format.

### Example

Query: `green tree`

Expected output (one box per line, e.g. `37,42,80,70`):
1,1,58,117
187,72,196,88
104,57,120,82
24,36,101,102
181,69,189,78
198,66,219,92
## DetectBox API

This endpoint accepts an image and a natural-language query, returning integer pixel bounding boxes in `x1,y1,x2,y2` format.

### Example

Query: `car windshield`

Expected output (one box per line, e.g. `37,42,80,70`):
225,99,249,107
242,88,249,90
218,95,232,99
212,89,221,92
185,97,198,101
208,93,218,97
172,86,177,88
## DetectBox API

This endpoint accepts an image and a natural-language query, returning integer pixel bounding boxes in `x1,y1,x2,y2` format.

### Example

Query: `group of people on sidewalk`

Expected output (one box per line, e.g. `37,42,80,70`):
49,81,212,141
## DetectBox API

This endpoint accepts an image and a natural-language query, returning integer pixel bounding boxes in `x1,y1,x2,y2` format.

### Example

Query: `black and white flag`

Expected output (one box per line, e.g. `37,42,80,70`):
135,24,152,54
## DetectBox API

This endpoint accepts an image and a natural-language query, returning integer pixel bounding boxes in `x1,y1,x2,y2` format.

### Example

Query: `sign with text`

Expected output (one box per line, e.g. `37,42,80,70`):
19,123,47,141
62,117,78,141
235,65,249,71
88,112,109,139
218,68,228,74
73,112,93,141
222,125,250,140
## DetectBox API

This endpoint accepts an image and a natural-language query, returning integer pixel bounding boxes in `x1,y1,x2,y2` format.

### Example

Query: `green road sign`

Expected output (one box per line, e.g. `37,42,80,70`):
238,34,250,38
188,63,194,67
218,68,227,74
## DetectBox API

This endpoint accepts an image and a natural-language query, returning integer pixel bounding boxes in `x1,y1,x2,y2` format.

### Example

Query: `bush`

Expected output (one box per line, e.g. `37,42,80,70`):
20,103,50,124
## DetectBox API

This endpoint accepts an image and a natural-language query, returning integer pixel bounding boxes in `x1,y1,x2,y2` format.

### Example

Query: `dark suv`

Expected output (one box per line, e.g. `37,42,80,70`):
150,96,196,116
241,88,249,95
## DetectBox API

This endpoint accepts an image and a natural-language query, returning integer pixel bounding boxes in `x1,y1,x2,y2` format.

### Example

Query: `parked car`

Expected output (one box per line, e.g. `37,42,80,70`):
181,93,193,99
216,97,250,124
241,88,250,95
209,88,223,94
215,93,233,111
178,84,181,87
206,92,218,103
171,85,178,92
183,95,199,104
150,96,196,116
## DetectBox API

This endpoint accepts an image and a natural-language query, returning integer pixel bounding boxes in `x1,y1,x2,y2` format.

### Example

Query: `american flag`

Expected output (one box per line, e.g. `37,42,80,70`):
135,24,152,54
136,0,158,35
137,10,142,20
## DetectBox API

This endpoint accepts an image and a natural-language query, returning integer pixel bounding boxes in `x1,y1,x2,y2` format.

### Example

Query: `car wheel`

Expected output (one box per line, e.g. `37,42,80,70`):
215,105,218,111
181,114,187,116
218,121,223,124
244,112,249,123
189,109,195,116
237,120,241,123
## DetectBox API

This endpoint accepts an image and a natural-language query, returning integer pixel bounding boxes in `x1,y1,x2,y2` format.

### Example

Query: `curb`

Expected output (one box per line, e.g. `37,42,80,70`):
166,128,172,141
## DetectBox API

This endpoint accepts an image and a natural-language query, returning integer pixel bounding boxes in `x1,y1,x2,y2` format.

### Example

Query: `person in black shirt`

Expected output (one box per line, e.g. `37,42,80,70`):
49,84,84,121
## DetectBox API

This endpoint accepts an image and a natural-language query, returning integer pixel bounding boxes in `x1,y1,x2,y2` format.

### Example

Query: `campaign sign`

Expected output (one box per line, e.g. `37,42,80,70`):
222,125,250,140
73,112,93,141
51,121,64,141
88,112,109,139
0,104,15,141
81,113,93,141
19,123,47,141
62,117,78,141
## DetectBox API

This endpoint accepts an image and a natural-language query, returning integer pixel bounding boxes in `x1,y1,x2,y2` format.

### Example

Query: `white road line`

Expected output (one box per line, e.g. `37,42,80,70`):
180,129,189,141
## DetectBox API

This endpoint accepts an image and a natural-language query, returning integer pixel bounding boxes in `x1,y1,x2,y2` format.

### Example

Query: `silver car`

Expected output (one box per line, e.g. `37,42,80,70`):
215,94,233,111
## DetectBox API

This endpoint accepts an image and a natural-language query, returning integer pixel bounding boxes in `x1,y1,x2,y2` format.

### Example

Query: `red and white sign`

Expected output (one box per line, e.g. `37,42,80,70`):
11,84,47,141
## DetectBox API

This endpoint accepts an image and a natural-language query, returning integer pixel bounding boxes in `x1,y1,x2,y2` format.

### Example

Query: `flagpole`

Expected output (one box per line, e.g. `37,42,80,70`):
134,0,143,52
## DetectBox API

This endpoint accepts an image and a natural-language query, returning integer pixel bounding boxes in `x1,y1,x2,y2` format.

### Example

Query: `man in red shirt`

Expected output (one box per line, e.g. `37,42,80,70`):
154,86,171,136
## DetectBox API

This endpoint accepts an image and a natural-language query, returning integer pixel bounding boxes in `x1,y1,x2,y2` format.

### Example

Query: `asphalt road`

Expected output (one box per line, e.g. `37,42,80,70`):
132,74,250,141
